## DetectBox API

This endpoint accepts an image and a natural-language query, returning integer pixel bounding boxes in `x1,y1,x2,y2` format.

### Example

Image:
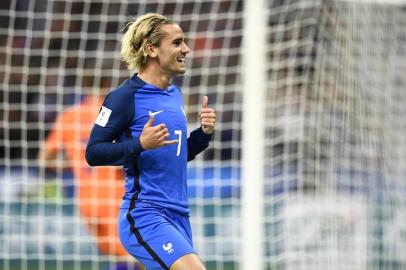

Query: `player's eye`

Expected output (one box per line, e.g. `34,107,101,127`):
173,39,183,47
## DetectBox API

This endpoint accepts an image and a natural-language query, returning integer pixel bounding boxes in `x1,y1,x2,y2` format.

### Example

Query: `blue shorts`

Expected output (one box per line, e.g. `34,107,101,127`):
118,201,196,270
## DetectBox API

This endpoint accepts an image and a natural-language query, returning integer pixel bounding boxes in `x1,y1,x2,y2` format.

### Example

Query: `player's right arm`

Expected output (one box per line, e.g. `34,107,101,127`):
85,88,176,167
85,88,142,166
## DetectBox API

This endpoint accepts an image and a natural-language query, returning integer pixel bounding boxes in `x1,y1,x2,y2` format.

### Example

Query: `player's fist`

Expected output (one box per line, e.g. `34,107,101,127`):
199,96,216,134
140,114,178,150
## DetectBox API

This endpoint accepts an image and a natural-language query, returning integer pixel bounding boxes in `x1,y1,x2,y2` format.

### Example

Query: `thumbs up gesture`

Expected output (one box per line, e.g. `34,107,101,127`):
199,96,216,134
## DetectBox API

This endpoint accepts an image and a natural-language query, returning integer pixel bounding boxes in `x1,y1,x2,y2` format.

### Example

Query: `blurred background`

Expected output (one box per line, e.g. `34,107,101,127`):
0,0,405,270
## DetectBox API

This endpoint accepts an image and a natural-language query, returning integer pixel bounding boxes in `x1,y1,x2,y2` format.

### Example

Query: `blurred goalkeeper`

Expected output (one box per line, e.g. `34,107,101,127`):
39,86,143,270
85,13,216,270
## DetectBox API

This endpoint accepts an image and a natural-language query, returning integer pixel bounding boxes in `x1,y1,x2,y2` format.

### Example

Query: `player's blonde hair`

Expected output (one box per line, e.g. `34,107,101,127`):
121,13,174,72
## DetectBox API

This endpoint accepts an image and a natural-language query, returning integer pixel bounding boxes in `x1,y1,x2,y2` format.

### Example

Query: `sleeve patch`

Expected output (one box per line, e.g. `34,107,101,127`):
95,106,112,127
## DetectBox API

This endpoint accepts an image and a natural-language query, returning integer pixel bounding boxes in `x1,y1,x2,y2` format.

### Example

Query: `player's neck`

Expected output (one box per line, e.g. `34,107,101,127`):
138,67,171,90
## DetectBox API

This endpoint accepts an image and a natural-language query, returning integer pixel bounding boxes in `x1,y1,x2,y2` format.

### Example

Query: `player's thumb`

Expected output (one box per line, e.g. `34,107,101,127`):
201,95,208,109
145,114,154,127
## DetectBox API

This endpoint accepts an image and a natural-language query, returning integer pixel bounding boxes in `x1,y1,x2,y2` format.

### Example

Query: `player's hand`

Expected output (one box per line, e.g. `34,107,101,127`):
139,114,178,150
199,96,216,134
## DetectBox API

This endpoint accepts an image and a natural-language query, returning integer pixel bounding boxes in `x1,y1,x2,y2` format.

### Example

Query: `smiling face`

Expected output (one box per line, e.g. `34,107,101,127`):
153,24,190,76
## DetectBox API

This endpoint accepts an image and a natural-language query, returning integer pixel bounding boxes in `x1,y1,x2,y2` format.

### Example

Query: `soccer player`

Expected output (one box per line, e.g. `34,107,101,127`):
39,93,143,270
85,13,216,270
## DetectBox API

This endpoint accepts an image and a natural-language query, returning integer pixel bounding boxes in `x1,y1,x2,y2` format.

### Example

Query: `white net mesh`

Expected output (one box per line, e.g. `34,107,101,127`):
264,1,406,270
0,0,405,270
0,1,243,269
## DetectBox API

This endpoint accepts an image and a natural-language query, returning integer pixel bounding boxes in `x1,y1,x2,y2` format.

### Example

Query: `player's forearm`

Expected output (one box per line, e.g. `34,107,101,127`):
85,138,143,166
187,127,212,162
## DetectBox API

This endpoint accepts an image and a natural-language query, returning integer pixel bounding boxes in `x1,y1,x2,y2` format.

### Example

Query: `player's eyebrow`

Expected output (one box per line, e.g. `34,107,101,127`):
172,37,184,44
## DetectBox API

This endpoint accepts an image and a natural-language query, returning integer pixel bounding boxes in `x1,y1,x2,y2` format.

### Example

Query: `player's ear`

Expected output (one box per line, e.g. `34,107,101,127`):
145,43,158,58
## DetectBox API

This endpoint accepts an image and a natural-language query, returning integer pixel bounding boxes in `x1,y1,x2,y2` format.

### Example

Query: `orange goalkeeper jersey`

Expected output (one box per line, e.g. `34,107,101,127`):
44,95,127,256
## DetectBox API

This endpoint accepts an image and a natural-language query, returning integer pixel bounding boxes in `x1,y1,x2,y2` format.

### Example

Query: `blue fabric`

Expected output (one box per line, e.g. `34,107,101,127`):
85,74,212,268
86,77,144,166
118,202,195,270
109,262,143,270
123,78,189,213
86,74,212,214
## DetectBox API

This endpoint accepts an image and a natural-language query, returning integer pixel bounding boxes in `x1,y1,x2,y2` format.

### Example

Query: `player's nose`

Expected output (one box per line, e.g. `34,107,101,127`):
181,42,190,54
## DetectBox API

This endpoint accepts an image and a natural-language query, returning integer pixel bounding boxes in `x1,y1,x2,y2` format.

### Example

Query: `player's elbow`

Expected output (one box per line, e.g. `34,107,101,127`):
85,143,98,166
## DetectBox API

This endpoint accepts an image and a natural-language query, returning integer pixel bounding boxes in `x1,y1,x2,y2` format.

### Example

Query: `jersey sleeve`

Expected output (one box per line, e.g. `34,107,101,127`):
85,89,143,166
187,127,213,162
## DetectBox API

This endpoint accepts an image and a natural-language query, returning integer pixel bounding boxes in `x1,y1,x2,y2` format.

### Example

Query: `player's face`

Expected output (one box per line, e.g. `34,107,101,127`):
156,24,190,76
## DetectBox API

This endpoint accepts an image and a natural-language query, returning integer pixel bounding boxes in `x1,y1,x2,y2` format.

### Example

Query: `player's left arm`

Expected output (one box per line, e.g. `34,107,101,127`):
187,96,216,161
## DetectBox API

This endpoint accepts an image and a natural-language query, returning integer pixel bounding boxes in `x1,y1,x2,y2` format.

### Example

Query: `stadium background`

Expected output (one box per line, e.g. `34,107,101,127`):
0,0,405,270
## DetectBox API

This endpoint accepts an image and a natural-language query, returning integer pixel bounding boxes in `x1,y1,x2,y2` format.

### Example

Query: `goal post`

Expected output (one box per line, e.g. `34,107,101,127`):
241,0,267,269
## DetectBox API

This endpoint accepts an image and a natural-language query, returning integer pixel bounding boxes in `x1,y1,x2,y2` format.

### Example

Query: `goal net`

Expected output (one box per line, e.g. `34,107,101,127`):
0,0,405,270
264,1,406,270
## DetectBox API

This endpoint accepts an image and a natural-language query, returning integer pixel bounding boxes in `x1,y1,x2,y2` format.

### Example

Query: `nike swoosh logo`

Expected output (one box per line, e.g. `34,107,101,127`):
149,110,164,116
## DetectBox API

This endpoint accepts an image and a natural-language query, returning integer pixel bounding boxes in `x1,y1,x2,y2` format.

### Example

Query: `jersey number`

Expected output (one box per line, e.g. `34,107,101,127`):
174,130,182,156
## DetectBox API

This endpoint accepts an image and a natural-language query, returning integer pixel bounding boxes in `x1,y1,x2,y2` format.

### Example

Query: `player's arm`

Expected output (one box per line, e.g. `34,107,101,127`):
86,90,142,166
187,96,216,161
86,89,177,166
187,127,212,161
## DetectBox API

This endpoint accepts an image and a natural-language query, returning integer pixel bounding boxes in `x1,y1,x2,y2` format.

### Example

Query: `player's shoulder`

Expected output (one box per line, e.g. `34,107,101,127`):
106,80,133,100
106,74,146,101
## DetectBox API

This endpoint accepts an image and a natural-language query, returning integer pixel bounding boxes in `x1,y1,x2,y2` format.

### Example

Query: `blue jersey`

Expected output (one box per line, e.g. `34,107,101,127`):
86,74,212,214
